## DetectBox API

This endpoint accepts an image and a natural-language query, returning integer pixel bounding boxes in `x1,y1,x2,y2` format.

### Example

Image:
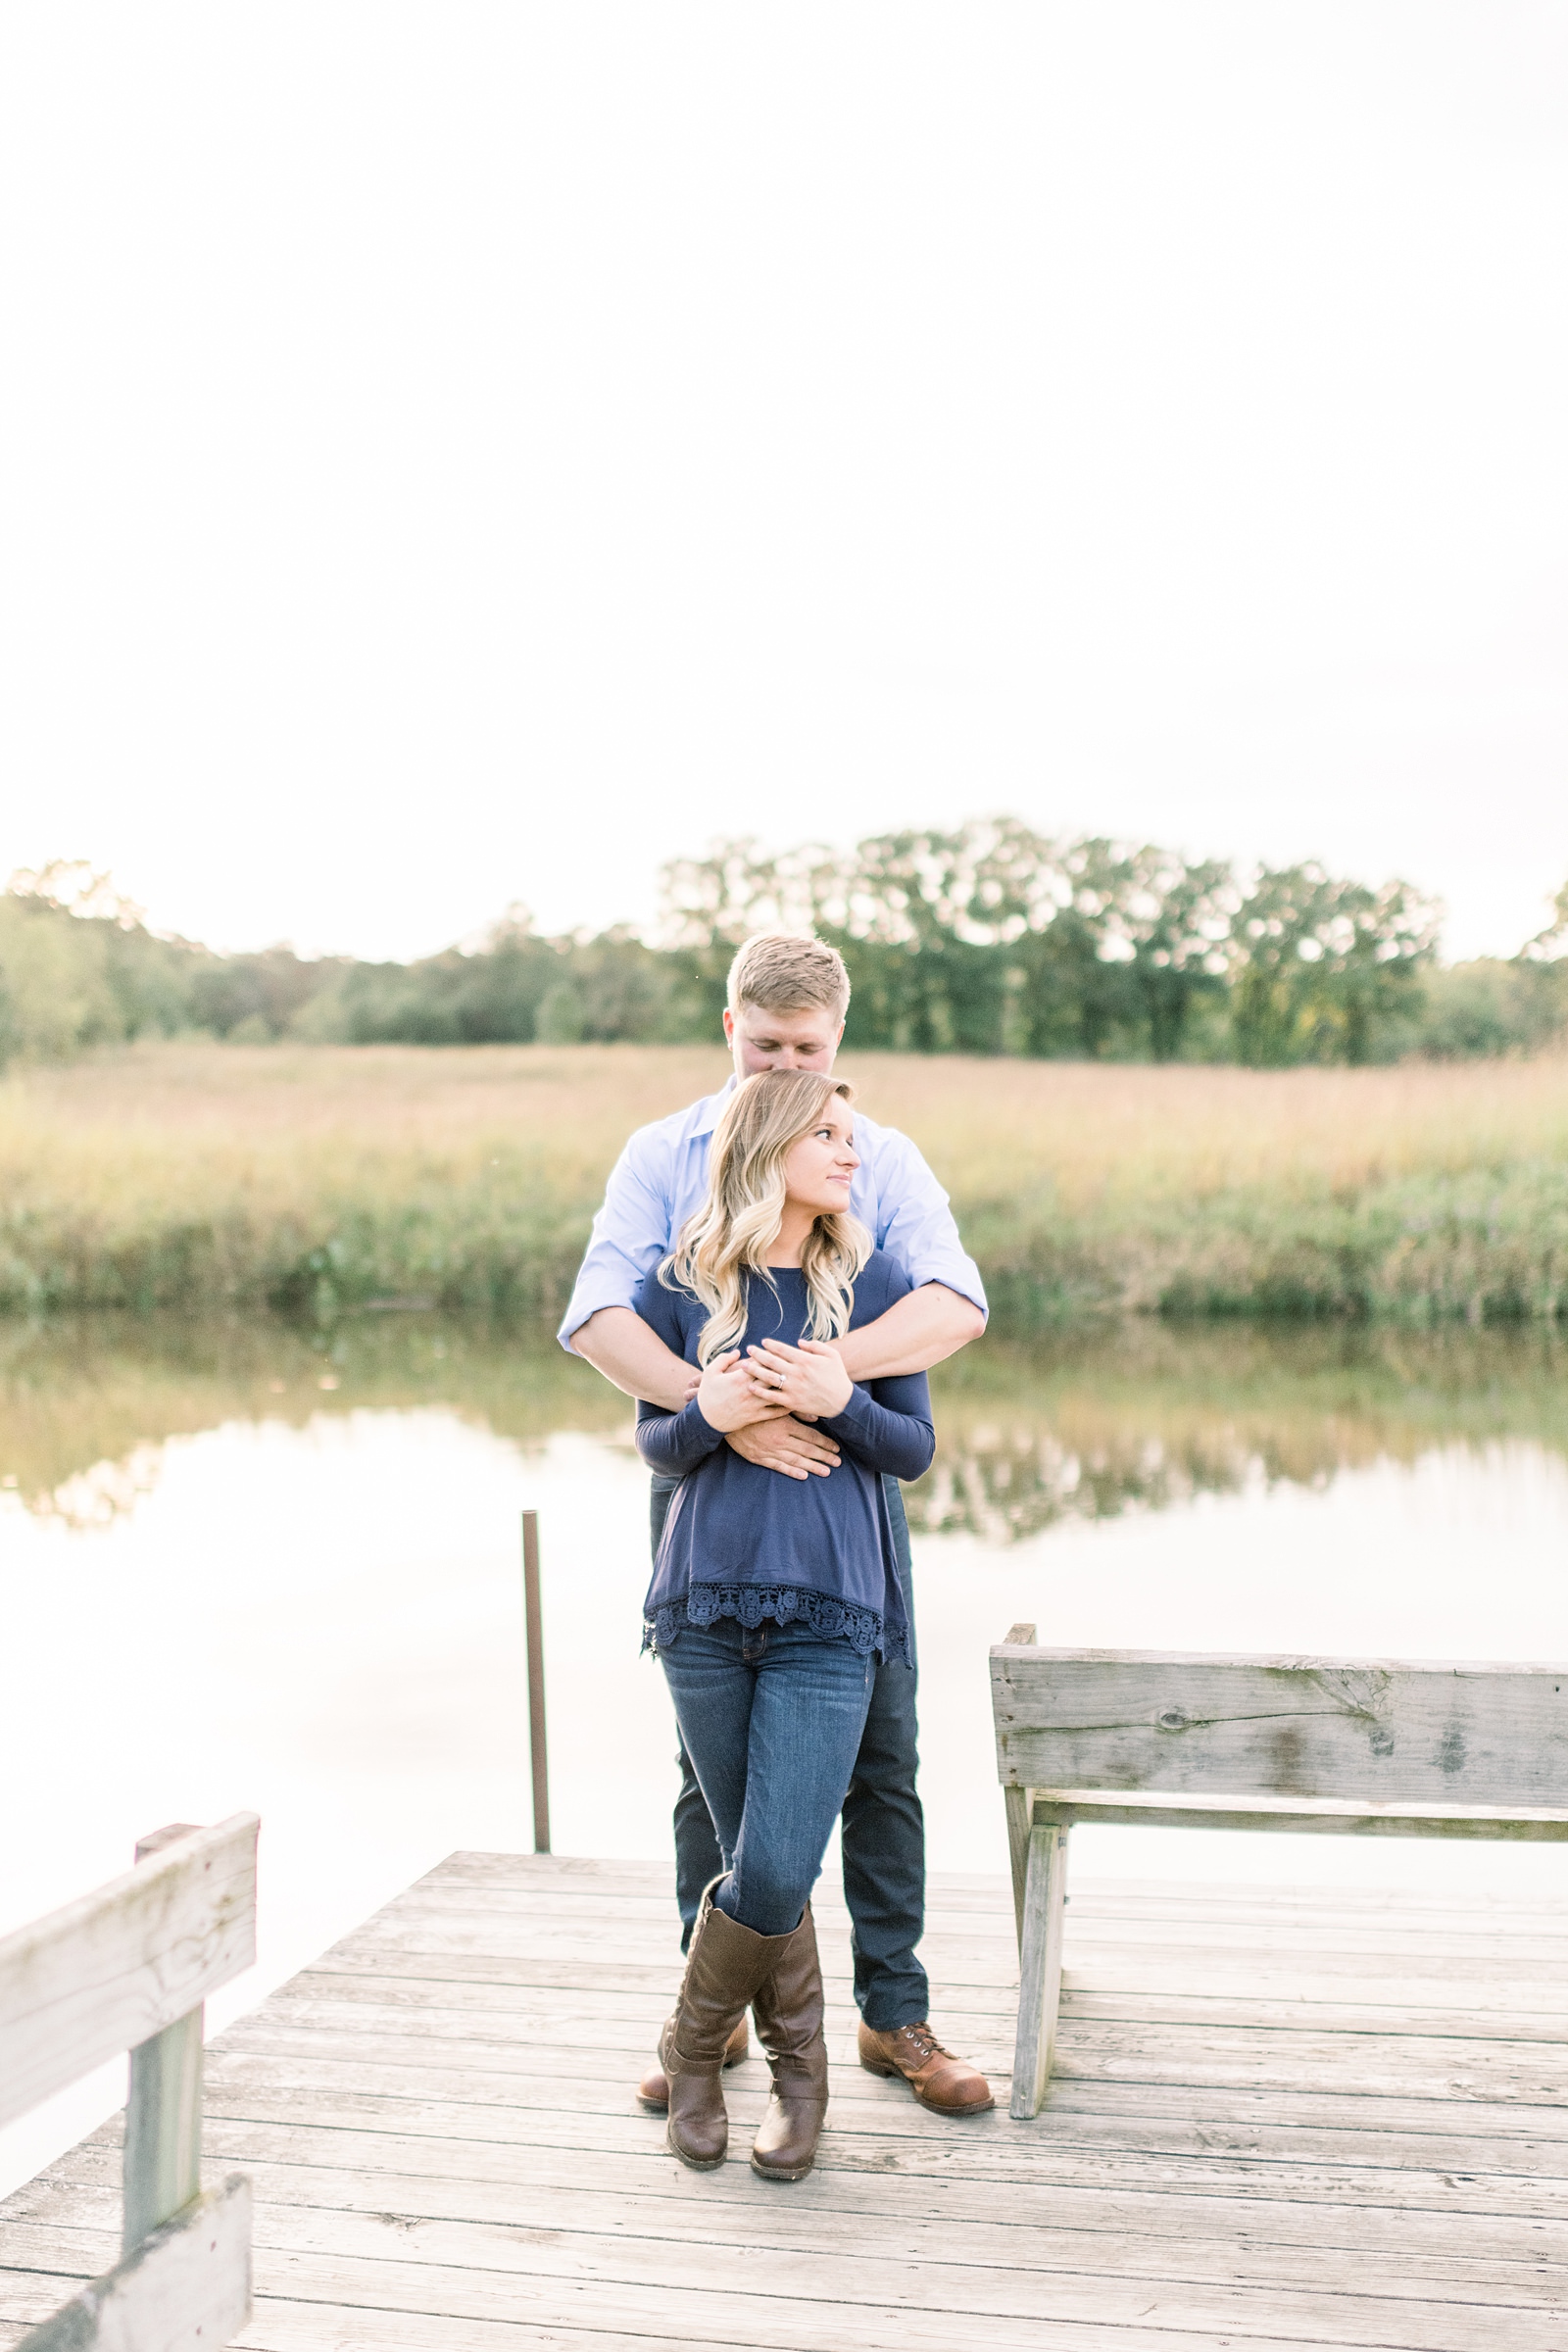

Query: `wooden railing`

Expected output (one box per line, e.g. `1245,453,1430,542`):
0,1814,260,2349
992,1631,1568,2118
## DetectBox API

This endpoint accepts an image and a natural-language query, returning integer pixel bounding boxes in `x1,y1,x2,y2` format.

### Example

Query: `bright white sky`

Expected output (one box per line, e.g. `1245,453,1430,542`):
2,4,1565,963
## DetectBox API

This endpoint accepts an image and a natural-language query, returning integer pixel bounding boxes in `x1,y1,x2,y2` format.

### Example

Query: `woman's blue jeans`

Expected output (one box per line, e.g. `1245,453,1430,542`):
653,1472,931,2029
658,1617,876,1937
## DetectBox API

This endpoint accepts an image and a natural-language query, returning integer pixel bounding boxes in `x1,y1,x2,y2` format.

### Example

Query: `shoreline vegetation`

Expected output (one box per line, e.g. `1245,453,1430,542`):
3,1040,1568,1326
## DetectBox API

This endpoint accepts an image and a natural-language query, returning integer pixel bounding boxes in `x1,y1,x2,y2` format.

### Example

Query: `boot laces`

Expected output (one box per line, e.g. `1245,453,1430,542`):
899,2023,950,2064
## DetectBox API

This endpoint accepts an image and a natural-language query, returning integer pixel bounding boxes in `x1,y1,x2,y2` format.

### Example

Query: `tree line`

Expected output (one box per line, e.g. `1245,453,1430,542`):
4,827,1567,1070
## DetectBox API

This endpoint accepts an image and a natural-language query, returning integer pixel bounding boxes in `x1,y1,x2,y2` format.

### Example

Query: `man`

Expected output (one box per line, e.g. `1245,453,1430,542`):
560,930,993,2115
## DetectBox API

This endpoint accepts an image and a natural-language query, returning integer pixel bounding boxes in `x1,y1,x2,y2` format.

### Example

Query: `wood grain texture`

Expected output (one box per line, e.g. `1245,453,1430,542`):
122,2010,203,2254
1009,1822,1068,2120
0,1818,258,2130
992,1643,1568,1808
1004,1784,1033,1945
9,2200,1568,2345
10,1853,1568,2350
14,2176,249,2352
8,2223,1567,2352
1024,1790,1568,1838
23,2147,1568,2269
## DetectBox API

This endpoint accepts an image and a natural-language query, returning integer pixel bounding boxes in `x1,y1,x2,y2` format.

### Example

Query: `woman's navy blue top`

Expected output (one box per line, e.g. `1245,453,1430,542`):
633,1250,935,1666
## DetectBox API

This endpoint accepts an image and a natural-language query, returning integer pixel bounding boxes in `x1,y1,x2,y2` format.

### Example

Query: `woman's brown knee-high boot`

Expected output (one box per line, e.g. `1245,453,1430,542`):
660,1882,794,2170
750,1902,829,2181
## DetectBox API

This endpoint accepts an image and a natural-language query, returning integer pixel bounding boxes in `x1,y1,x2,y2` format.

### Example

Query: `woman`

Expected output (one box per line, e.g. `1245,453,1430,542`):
632,1068,935,2180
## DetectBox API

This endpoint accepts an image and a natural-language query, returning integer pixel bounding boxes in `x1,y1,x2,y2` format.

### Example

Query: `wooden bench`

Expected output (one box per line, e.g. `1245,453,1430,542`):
991,1628,1568,2120
0,1815,260,2349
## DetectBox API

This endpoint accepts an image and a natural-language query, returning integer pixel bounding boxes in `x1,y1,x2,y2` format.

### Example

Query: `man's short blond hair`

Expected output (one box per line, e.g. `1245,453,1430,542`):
726,931,850,1020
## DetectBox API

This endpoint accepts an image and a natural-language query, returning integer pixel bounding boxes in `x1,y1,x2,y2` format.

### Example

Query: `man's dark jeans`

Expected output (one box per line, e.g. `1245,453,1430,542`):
650,1472,930,2033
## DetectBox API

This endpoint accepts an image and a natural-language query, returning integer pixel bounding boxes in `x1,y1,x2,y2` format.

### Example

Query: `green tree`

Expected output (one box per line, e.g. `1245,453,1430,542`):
1414,960,1568,1058
825,827,1016,1054
1007,837,1145,1059
189,946,348,1038
0,864,204,1064
1521,878,1568,965
535,980,585,1043
661,821,1238,1060
564,926,697,1042
1229,863,1439,1065
1111,849,1237,1061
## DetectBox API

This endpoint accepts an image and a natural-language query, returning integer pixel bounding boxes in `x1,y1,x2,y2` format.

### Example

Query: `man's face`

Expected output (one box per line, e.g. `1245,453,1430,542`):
724,1000,845,1078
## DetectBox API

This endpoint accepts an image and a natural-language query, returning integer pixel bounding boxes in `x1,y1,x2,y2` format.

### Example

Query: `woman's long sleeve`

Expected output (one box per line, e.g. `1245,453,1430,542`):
817,1371,935,1483
635,1396,727,1475
630,1264,720,1474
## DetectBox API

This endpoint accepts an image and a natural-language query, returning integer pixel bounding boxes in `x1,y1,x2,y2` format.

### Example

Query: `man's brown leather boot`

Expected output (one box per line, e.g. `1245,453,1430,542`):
636,2015,748,2113
660,1884,793,2170
858,2020,995,2115
750,1903,829,2182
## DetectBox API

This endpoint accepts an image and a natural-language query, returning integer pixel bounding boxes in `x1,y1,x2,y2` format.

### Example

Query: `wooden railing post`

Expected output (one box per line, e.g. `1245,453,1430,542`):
521,1509,551,1853
4,1813,258,2351
123,1824,206,2251
1010,1819,1070,2121
1002,1624,1038,1950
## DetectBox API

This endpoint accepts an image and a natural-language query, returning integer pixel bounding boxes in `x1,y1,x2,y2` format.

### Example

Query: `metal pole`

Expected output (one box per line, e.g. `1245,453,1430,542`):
521,1508,551,1853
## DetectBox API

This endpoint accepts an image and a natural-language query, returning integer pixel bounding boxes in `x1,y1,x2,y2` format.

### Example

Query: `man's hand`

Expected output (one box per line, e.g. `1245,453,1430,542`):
695,1349,779,1433
747,1336,854,1419
725,1417,842,1482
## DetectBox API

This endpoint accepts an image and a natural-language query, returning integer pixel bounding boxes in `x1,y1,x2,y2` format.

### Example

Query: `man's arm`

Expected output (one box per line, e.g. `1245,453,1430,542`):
832,1280,985,1383
736,1279,978,1466
572,1306,697,1414
556,1124,677,1357
575,1305,843,1481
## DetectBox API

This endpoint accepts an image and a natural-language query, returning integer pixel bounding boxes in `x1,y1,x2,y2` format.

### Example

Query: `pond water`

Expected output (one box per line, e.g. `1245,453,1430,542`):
4,1311,1568,2192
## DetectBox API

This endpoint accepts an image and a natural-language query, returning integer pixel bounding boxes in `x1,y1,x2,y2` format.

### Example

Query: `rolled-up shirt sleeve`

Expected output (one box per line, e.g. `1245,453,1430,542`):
872,1130,989,1320
557,1129,674,1350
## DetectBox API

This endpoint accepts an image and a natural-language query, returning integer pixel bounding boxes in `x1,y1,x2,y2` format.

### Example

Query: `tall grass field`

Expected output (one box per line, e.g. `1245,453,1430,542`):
3,1040,1568,1324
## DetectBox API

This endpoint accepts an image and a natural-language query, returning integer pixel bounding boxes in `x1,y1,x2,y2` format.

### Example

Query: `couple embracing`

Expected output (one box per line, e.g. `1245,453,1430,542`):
560,932,991,2180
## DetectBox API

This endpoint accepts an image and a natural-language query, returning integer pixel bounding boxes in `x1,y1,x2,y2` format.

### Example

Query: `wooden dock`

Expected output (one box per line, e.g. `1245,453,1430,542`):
4,1851,1568,2350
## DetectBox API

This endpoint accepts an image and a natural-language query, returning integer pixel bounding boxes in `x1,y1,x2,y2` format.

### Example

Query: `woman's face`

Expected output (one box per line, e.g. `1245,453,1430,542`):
780,1097,859,1215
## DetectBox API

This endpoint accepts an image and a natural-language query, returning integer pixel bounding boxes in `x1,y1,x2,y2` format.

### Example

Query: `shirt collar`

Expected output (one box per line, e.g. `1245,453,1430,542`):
691,1075,739,1139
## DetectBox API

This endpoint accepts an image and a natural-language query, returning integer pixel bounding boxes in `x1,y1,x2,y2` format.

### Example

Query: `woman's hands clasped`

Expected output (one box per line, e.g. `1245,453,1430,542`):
693,1337,854,1438
744,1336,854,1420
695,1349,773,1432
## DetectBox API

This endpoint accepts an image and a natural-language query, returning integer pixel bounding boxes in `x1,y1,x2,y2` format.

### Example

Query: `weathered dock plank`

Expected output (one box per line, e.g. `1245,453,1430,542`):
5,1854,1568,2349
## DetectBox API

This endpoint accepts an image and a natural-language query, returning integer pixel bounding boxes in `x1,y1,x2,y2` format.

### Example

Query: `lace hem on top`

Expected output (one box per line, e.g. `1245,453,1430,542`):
644,1583,908,1666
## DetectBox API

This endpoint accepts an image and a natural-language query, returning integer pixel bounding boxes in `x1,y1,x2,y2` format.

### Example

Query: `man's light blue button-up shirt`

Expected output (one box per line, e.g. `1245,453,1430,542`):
557,1077,988,1349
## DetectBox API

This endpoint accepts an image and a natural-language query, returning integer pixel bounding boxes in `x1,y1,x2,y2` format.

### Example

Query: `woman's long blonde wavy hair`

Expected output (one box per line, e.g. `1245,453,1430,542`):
663,1069,871,1365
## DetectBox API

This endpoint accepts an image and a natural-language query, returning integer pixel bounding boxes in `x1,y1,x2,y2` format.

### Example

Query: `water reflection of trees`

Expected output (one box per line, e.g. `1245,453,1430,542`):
907,1427,1277,1542
0,1312,630,1529
4,1312,1568,1536
906,1322,1568,1540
